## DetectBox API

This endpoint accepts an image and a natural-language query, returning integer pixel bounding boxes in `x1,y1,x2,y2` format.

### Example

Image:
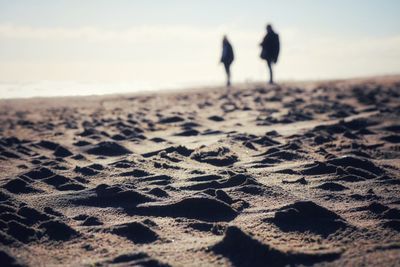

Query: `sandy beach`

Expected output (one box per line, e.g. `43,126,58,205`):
1,76,400,266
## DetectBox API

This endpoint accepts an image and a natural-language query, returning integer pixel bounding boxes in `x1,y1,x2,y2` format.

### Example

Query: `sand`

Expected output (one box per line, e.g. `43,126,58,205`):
0,76,400,266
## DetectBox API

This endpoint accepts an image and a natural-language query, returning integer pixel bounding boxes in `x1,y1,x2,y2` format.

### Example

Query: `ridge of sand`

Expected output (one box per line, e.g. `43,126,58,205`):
1,76,400,266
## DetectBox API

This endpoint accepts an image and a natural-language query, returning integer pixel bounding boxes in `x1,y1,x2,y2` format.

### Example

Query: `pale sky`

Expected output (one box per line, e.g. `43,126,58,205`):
0,0,399,93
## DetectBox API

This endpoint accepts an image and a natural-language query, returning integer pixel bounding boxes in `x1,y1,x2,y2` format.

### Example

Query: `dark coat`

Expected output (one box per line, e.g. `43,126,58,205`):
260,31,280,63
221,41,234,65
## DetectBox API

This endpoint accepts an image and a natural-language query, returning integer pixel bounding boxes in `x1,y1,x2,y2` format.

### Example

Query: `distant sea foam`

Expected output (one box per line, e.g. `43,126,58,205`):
0,80,215,99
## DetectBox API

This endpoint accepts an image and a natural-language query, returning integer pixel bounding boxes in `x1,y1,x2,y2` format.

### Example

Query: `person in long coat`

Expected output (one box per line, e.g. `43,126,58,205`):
260,24,280,84
220,35,234,87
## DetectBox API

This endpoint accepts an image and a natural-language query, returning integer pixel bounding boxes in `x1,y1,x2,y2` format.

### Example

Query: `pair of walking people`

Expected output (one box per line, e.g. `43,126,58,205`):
220,24,280,86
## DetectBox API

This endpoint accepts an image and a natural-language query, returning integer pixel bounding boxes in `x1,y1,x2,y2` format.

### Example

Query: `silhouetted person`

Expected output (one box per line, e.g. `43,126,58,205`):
220,35,234,86
260,24,280,84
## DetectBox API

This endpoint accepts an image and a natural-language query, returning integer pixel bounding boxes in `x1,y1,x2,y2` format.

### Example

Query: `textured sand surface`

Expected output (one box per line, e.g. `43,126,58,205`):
1,76,400,266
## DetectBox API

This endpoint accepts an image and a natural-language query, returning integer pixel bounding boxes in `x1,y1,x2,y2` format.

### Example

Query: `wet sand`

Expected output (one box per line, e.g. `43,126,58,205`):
1,76,400,266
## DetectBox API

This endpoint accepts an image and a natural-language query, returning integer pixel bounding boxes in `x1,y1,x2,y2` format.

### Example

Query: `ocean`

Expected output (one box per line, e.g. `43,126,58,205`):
0,80,216,99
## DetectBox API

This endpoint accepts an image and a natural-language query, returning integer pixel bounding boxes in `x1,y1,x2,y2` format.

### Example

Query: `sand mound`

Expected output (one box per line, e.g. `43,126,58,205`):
382,208,400,220
23,167,55,180
72,184,154,208
345,166,376,179
212,226,341,267
192,146,238,166
382,220,400,231
142,145,194,158
109,221,158,244
327,156,383,175
382,135,400,143
183,174,257,191
383,124,400,133
120,168,151,177
137,197,237,222
270,201,348,236
74,165,100,176
0,250,24,267
17,206,50,225
53,146,73,158
188,174,223,182
85,141,131,156
42,175,85,191
107,252,170,266
148,187,169,198
175,129,199,136
301,162,337,175
7,221,37,243
317,182,348,191
37,140,60,150
356,202,389,214
81,216,102,226
3,178,39,194
208,115,224,122
39,220,79,241
159,116,185,124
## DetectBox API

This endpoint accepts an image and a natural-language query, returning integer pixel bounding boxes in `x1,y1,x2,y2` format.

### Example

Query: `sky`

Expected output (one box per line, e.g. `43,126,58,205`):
0,0,399,97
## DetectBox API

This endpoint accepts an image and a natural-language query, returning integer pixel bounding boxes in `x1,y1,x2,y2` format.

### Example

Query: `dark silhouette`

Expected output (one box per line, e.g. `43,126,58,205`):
220,35,234,86
260,24,280,84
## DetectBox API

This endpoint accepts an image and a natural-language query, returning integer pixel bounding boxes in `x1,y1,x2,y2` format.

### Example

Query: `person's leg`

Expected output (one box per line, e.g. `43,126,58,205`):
267,60,273,84
224,63,231,86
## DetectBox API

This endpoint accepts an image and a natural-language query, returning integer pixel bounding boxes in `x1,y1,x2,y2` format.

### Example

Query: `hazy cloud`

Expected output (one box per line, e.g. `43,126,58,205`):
0,23,399,83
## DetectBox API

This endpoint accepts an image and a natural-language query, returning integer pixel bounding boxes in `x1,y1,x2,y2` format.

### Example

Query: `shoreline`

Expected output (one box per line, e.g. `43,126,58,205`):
0,73,399,101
